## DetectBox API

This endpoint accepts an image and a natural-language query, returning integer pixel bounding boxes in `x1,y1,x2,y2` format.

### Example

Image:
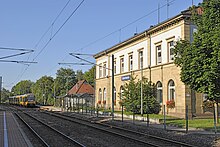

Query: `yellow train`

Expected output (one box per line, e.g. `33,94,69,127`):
9,93,36,107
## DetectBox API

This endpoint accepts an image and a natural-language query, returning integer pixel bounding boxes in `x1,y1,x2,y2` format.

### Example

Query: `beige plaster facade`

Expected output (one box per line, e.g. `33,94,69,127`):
94,10,205,118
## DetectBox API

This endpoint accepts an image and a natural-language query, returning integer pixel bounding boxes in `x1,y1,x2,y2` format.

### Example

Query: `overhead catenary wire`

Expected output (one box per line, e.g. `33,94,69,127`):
33,0,72,49
52,0,177,77
11,0,178,87
72,0,176,53
69,53,112,70
0,47,35,62
33,0,85,61
12,0,85,86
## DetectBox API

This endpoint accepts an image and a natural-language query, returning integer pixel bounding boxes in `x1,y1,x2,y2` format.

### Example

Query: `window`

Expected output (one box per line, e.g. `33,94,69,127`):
120,57,124,73
103,62,106,77
99,63,102,78
156,82,163,104
129,54,133,71
103,88,106,101
99,88,102,101
139,51,143,69
120,86,124,100
114,59,116,74
168,80,175,101
168,41,174,61
156,45,162,64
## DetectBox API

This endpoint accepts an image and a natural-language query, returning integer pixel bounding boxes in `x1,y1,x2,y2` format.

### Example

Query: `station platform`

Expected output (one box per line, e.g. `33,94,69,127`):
0,111,32,147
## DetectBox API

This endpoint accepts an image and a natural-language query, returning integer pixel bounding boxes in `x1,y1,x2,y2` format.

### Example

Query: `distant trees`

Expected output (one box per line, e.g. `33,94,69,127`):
76,70,84,81
1,88,10,102
83,66,95,87
55,68,77,96
9,66,96,105
31,76,54,105
11,80,34,95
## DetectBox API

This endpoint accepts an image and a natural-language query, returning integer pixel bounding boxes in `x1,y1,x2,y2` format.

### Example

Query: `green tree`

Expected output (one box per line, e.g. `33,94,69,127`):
121,76,160,114
76,70,84,81
174,1,220,102
32,76,54,105
83,66,95,87
11,80,34,95
55,68,76,96
1,88,10,102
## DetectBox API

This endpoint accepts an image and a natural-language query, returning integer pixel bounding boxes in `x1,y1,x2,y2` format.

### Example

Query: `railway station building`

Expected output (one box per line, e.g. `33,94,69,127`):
60,80,95,111
93,8,207,118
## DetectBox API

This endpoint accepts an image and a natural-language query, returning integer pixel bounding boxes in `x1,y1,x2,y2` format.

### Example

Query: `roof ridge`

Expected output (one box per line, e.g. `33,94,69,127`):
75,80,86,94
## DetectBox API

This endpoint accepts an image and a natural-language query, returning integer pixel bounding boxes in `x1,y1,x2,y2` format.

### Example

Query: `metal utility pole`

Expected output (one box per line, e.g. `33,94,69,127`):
141,64,143,116
158,3,160,24
54,80,56,106
0,76,2,103
166,0,169,19
112,54,114,120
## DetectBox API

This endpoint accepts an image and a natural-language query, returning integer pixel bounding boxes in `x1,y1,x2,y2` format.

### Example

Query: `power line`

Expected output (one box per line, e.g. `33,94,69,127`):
12,0,85,86
58,62,93,65
33,0,72,49
33,0,85,61
72,0,176,53
69,53,112,70
0,47,34,52
0,60,37,64
59,0,177,77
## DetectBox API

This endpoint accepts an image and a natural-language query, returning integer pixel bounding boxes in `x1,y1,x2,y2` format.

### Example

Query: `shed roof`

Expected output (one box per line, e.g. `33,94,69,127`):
67,80,94,95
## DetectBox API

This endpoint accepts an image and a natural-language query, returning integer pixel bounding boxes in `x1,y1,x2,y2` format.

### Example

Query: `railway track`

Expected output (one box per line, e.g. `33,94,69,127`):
42,111,197,147
14,111,85,147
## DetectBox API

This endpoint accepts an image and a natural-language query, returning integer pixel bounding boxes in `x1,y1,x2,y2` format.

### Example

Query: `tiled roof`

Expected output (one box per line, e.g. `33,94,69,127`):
68,80,94,95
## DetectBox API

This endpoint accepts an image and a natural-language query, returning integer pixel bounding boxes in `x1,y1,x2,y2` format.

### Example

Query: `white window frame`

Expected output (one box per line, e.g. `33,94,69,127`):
99,88,102,101
168,80,175,101
129,54,133,71
99,63,102,78
103,88,106,101
120,57,124,73
139,51,143,69
156,45,162,64
156,81,163,104
103,62,107,77
168,41,174,61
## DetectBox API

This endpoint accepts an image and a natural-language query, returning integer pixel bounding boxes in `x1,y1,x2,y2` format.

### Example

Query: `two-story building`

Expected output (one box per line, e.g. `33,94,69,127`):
94,8,205,118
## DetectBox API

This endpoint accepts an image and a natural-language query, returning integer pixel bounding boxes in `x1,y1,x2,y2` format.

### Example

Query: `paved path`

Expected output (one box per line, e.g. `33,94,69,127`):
0,110,33,147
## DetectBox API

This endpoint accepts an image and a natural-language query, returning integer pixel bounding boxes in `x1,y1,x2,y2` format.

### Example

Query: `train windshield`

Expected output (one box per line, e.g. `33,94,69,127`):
27,96,35,101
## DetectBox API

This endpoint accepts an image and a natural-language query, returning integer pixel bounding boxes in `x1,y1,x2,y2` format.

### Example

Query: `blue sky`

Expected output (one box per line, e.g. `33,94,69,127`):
0,0,203,90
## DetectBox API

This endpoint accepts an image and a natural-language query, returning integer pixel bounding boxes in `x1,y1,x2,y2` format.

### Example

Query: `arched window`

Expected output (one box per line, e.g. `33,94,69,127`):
114,87,116,101
120,86,124,100
103,88,106,101
168,80,175,101
99,88,102,101
156,81,163,104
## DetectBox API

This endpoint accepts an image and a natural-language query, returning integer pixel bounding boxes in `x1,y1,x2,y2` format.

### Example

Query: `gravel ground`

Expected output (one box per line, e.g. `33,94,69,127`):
102,118,220,147
60,112,220,147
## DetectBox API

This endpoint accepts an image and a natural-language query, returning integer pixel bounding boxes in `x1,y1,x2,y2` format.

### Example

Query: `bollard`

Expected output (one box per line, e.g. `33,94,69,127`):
122,105,124,122
164,105,166,130
186,105,188,133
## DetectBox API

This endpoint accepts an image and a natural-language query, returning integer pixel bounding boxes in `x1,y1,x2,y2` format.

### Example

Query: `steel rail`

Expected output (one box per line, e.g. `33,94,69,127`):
15,112,50,147
47,111,197,147
42,111,162,147
20,111,86,147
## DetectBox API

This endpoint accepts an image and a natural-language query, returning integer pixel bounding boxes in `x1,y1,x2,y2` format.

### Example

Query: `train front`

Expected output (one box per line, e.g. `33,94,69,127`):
26,94,36,107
